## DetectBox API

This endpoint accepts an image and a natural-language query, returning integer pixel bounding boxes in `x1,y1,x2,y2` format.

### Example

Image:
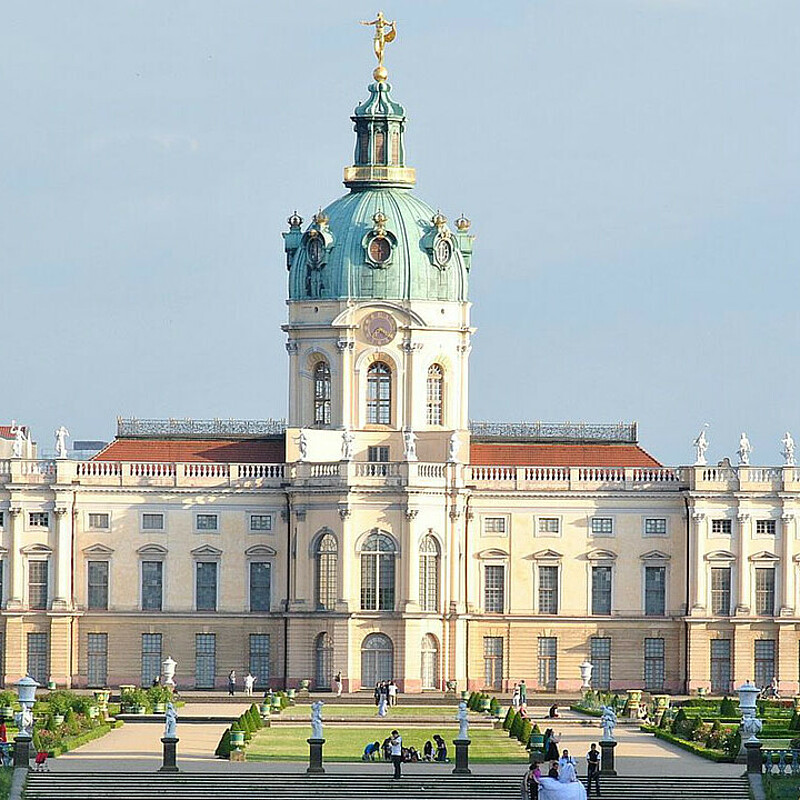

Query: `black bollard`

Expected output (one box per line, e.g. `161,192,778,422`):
159,737,179,773
452,739,471,775
307,738,325,774
13,735,31,769
599,739,617,776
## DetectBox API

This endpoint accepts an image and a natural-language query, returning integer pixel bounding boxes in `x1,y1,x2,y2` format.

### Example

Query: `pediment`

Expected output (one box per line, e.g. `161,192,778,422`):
640,549,671,562
137,543,168,556
532,549,563,561
750,550,780,563
475,548,509,560
191,544,223,558
705,549,736,562
21,543,52,555
82,543,115,557
245,544,277,558
587,549,617,561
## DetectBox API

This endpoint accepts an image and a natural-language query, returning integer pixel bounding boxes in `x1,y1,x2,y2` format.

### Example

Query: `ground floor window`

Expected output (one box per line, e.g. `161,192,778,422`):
644,637,665,690
538,637,557,690
754,640,776,689
361,633,393,687
590,637,611,690
710,639,731,695
314,632,332,690
87,633,108,688
249,634,270,690
421,634,439,690
483,636,503,690
141,633,162,687
195,633,216,689
27,633,48,685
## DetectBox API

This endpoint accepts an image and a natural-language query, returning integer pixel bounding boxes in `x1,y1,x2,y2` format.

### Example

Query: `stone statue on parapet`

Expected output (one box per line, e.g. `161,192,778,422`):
738,432,752,466
403,428,417,461
448,431,459,463
692,426,708,466
783,431,795,467
311,700,324,739
600,705,617,741
55,425,70,459
297,430,309,462
341,428,355,461
10,421,26,458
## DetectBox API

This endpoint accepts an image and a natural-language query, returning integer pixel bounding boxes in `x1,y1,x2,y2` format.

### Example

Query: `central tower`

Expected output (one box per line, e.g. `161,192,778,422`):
282,55,475,465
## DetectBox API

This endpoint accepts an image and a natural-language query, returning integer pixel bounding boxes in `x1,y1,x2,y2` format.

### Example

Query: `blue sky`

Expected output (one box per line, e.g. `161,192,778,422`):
2,1,799,464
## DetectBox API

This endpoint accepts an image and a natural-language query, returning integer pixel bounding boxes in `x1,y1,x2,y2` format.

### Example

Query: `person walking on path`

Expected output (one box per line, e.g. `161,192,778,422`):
244,673,255,696
334,671,343,697
586,743,601,797
390,730,403,779
519,679,527,706
227,670,236,696
388,679,398,706
521,761,540,800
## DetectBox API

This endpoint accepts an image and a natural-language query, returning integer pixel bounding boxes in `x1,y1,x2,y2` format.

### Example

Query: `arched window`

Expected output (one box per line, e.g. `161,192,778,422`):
313,361,331,425
419,535,440,612
361,633,393,686
360,532,396,611
367,362,392,425
314,632,334,690
421,634,439,690
315,532,338,611
374,130,386,163
426,364,444,426
390,130,400,166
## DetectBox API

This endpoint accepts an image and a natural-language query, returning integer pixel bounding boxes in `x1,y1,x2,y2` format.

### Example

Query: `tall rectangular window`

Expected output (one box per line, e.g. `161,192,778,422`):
249,562,271,612
195,633,216,689
591,566,612,615
710,639,731,695
538,637,557,689
196,562,218,612
28,561,48,610
141,561,163,611
27,632,48,684
755,568,775,616
87,561,109,611
590,637,611,690
644,637,665,690
195,514,218,532
538,566,559,614
88,513,110,531
484,565,505,612
754,640,776,688
710,567,731,616
483,636,503,690
644,566,666,616
141,633,162,686
249,634,270,689
87,633,108,687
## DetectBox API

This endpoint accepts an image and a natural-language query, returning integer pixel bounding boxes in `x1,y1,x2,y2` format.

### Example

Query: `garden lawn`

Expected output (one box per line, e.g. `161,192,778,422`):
0,768,10,800
273,704,483,722
246,725,528,763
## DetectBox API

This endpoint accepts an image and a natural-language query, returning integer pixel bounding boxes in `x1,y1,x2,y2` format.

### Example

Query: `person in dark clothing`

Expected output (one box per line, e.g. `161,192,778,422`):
586,743,601,796
382,737,392,761
548,762,559,779
423,740,433,762
433,734,448,762
374,683,381,706
543,728,560,761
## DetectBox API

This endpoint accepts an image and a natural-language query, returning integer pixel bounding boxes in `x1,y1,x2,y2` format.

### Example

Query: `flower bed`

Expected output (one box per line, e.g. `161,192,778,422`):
643,725,738,762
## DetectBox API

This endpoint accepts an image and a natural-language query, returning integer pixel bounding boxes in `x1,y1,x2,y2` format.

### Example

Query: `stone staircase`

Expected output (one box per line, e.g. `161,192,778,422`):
24,772,751,799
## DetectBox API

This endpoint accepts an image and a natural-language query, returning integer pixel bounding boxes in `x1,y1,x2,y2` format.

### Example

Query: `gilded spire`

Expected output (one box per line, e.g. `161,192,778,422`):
360,11,396,82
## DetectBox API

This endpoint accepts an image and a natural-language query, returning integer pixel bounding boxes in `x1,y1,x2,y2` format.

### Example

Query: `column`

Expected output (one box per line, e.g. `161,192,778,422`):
780,513,795,615
286,339,300,426
52,505,73,611
337,505,352,613
336,339,354,429
691,512,706,612
7,507,23,609
736,513,750,614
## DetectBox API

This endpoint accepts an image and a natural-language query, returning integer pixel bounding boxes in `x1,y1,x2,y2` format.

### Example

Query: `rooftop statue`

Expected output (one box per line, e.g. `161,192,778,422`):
360,11,396,82
693,426,708,466
738,432,752,466
783,431,795,467
55,425,70,459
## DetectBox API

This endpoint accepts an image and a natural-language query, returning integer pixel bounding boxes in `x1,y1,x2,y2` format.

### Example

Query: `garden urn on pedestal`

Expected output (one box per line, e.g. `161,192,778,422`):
579,661,593,690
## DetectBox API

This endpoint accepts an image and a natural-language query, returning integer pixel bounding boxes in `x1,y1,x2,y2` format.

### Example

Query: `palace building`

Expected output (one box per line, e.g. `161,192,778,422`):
2,57,799,696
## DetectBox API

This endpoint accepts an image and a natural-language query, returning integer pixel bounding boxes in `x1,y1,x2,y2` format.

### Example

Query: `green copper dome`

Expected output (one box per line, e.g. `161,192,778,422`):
284,79,473,303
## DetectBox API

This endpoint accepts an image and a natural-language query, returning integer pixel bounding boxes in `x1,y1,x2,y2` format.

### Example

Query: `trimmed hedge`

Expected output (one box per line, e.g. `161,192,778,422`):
643,725,738,762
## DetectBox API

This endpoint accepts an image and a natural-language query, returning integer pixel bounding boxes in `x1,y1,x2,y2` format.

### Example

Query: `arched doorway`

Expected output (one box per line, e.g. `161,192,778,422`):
361,633,393,687
314,632,333,690
421,633,439,690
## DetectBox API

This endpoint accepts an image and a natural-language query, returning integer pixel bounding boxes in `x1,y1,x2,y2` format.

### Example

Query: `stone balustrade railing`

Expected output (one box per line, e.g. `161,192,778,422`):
465,465,686,491
763,748,800,775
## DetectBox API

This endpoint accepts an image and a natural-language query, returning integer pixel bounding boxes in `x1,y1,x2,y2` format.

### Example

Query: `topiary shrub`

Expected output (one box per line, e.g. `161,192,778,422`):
518,719,532,745
508,711,521,739
502,706,513,730
671,707,687,735
215,727,232,759
719,696,736,717
489,697,501,717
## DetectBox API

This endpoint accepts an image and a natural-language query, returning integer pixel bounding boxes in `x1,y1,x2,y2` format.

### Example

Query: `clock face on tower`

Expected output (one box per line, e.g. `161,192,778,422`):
368,236,391,266
362,311,397,346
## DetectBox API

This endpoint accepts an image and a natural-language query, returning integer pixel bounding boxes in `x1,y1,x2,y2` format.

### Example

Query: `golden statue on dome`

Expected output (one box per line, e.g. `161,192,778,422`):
360,11,396,82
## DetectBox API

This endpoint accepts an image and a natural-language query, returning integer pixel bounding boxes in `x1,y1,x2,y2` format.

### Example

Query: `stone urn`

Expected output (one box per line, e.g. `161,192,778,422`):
162,657,177,688
737,681,761,743
579,661,594,690
626,689,643,718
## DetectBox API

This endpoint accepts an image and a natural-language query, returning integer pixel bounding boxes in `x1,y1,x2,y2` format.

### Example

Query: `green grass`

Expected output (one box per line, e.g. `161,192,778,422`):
272,704,485,722
246,725,528,763
0,769,10,800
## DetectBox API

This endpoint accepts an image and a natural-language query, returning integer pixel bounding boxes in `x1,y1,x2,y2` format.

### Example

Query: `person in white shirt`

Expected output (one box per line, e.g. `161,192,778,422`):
558,749,577,783
390,730,403,779
388,680,398,706
244,673,255,696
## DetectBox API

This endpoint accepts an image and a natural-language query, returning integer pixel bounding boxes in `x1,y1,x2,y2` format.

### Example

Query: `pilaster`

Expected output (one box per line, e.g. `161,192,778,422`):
690,512,706,613
780,513,795,615
736,512,751,614
52,504,74,611
7,507,23,609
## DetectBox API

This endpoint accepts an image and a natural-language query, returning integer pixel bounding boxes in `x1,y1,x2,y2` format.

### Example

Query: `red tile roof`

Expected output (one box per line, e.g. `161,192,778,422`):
469,442,661,467
93,437,285,463
0,425,28,439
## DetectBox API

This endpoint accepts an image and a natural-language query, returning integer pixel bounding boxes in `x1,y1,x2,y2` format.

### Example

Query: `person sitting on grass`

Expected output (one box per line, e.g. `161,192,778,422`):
406,746,420,762
423,739,433,762
433,734,448,762
382,736,392,761
362,740,381,761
